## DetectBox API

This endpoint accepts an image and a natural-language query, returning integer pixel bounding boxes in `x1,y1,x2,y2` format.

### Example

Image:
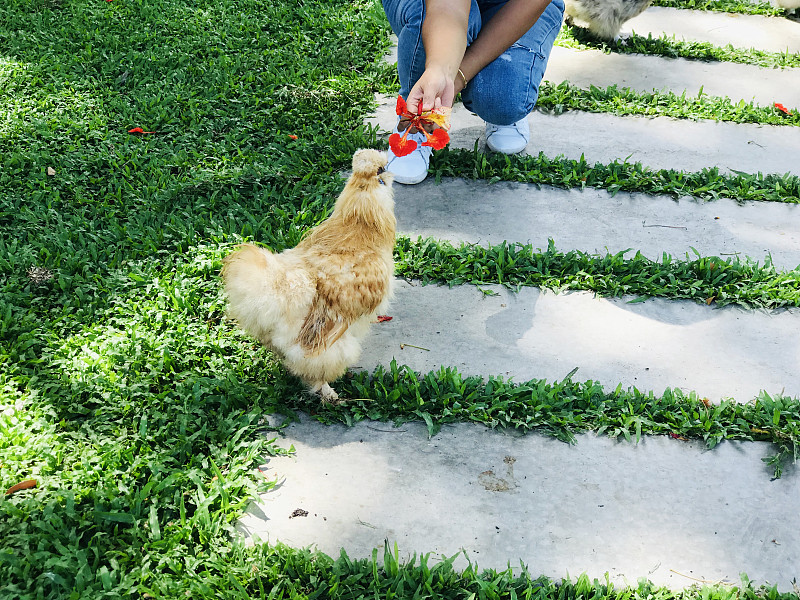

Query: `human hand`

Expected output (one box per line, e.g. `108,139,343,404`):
405,65,455,115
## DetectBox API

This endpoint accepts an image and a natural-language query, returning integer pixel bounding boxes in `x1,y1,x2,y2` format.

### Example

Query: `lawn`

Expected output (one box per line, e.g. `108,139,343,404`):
1,0,799,598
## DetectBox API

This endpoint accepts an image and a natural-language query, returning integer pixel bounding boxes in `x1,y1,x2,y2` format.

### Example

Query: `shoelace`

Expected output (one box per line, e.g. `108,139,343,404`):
488,120,524,135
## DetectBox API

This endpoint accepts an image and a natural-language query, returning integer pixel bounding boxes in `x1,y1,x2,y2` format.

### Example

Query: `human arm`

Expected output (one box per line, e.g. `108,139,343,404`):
405,0,470,113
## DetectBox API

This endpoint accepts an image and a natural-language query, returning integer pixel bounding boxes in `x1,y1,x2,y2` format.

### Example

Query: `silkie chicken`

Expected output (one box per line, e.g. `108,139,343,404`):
221,149,395,403
564,0,654,41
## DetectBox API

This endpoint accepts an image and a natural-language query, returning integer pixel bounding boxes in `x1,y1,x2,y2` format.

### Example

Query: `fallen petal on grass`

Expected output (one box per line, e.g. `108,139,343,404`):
6,479,37,496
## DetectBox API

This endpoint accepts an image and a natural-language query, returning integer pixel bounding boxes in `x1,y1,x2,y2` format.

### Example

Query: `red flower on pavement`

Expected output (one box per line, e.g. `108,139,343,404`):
774,102,793,115
377,315,393,322
389,95,451,157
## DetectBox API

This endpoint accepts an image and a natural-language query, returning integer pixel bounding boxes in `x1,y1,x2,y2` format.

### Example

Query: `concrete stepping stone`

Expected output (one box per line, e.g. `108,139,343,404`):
381,34,800,108
622,6,800,53
243,10,800,591
359,282,800,403
237,416,800,591
370,98,800,175
543,46,800,108
392,178,800,271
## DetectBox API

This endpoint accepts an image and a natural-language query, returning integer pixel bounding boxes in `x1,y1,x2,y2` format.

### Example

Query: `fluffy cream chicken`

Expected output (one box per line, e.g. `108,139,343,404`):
222,149,395,402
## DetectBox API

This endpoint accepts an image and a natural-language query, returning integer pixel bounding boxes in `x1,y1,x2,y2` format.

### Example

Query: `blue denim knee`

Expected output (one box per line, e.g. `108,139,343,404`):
382,0,565,124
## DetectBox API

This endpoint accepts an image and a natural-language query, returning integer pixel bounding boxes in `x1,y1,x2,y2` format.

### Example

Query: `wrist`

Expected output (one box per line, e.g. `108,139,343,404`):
456,68,468,88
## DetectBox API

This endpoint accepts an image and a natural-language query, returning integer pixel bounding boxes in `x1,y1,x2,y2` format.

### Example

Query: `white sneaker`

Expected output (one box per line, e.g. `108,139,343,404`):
485,117,530,154
386,128,432,185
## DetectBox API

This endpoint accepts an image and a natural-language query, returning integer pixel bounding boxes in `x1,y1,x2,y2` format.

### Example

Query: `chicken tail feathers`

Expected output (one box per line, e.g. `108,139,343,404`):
221,243,280,309
222,243,271,276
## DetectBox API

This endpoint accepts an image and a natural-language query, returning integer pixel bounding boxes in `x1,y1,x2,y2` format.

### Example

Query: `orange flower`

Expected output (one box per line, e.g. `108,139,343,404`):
288,134,298,140
422,128,449,150
391,95,450,155
128,127,155,134
774,102,793,115
389,130,418,157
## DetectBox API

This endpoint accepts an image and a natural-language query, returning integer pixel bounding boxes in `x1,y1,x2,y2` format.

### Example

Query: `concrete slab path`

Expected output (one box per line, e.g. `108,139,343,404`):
237,417,800,591
357,282,800,403
543,47,800,109
623,7,800,53
382,35,800,109
240,8,800,592
391,178,800,270
370,97,800,176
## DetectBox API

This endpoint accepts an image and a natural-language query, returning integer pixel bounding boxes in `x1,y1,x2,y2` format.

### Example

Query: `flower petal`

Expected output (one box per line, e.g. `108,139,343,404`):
423,106,452,131
774,102,792,115
395,95,408,116
421,128,449,150
389,132,417,157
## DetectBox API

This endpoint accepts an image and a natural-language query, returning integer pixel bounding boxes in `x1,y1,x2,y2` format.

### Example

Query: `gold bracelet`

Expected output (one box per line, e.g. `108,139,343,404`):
457,68,468,88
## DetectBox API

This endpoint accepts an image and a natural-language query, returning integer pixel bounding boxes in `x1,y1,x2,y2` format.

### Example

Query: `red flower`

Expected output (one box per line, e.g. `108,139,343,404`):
288,134,298,140
389,130,417,157
395,95,408,115
128,127,155,134
774,102,793,115
421,128,449,150
377,315,393,322
391,95,450,155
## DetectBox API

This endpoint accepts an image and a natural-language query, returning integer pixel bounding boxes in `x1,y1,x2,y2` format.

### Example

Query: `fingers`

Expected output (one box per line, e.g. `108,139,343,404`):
406,68,456,114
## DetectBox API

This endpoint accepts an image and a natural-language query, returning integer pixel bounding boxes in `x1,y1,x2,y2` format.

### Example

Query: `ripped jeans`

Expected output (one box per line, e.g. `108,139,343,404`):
381,0,565,126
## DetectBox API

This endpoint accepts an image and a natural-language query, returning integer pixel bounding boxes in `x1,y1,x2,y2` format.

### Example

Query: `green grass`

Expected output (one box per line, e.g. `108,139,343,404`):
430,148,800,204
2,0,799,598
557,27,800,70
538,81,800,126
651,0,787,17
328,361,800,479
395,237,800,309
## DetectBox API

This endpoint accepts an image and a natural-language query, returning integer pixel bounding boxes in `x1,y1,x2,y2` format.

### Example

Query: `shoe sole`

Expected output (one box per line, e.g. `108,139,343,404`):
486,138,529,154
390,171,429,185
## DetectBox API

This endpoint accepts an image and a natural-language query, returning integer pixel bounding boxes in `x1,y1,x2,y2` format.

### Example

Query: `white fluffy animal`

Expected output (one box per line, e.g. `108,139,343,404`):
222,149,395,403
775,0,800,10
564,0,654,40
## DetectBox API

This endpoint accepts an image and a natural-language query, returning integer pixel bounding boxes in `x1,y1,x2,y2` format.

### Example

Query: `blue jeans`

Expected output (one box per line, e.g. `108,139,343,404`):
382,0,565,126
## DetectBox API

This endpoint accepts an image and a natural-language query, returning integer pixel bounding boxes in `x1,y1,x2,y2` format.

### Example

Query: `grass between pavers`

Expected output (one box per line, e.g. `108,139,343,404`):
651,0,787,17
322,361,800,479
556,27,800,70
394,237,800,309
146,541,800,600
538,81,800,126
430,148,800,204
